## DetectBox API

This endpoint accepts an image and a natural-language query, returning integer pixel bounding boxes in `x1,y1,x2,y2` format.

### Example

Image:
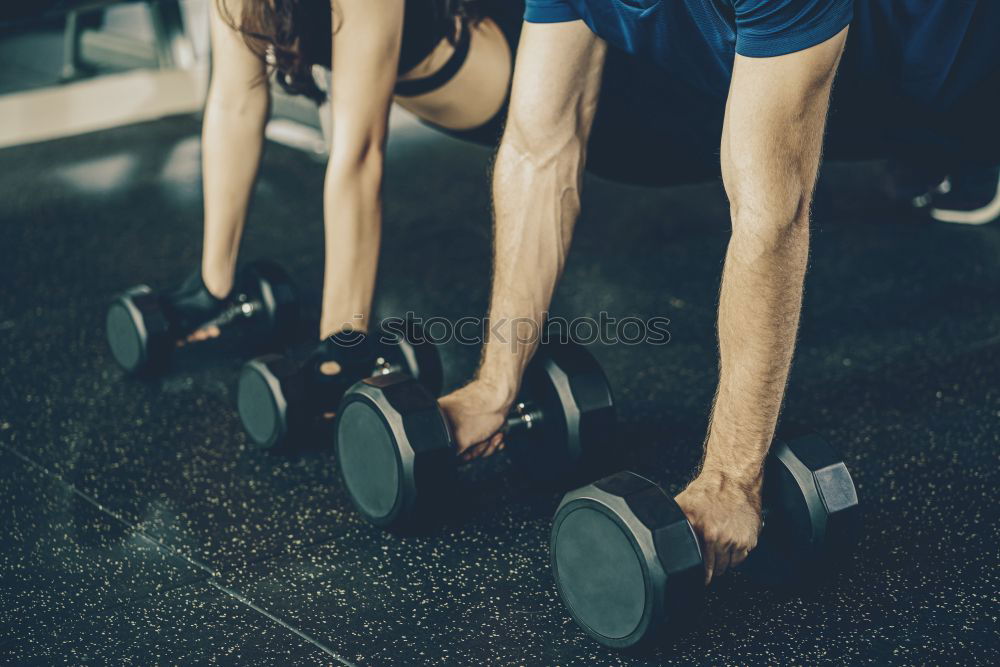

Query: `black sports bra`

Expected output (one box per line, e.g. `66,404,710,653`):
398,0,456,75
396,0,525,96
395,19,471,97
310,0,469,96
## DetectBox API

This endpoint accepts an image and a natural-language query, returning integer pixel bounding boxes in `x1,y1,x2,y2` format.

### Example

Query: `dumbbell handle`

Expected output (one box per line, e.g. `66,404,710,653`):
502,402,545,434
370,356,406,377
195,292,263,331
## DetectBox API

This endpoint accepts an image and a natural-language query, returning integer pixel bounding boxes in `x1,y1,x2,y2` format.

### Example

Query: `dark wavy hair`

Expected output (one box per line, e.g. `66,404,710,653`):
216,0,484,103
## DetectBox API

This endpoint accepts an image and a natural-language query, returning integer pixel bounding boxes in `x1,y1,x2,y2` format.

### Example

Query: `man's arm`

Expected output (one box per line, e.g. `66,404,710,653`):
439,21,607,458
676,27,849,583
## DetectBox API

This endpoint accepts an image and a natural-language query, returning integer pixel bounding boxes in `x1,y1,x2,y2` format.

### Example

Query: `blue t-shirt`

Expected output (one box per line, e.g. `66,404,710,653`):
525,0,853,97
523,0,996,108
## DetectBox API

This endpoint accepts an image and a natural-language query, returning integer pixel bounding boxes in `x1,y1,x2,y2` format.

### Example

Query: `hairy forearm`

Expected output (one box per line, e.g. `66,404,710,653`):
702,212,809,484
200,86,269,293
319,154,384,338
477,134,584,404
705,135,819,485
701,33,844,487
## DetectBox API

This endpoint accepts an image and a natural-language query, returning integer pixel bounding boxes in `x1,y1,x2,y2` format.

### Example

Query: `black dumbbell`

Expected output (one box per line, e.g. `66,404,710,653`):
550,432,860,649
334,339,616,530
106,260,298,375
237,323,444,451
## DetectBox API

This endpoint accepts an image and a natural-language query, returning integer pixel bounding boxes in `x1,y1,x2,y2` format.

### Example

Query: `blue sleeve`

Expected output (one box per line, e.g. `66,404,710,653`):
734,0,853,58
524,0,580,24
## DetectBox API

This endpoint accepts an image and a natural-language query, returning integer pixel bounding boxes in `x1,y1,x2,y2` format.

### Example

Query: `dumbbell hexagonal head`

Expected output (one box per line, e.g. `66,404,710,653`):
766,433,860,558
551,471,702,649
334,373,455,529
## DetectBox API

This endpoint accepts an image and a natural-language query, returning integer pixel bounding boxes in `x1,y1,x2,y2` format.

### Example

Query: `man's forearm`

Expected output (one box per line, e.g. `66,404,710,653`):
477,135,585,406
201,87,269,295
702,214,809,485
703,35,844,488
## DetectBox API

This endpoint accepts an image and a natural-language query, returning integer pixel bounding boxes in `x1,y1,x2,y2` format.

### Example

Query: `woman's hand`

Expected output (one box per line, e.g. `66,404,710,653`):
675,469,763,585
437,381,512,462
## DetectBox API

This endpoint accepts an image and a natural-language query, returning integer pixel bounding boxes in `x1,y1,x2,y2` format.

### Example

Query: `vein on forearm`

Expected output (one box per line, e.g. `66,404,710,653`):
481,131,584,387
494,143,579,291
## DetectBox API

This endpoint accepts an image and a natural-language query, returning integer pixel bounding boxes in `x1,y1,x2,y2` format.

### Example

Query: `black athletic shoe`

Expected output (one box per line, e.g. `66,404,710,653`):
930,165,1000,226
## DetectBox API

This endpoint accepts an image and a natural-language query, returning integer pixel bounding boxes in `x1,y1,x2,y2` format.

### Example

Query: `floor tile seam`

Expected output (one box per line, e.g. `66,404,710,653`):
1,443,218,577
207,579,358,666
2,443,361,665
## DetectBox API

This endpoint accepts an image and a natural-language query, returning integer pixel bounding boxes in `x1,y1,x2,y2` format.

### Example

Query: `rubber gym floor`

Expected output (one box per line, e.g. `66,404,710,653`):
1,110,998,664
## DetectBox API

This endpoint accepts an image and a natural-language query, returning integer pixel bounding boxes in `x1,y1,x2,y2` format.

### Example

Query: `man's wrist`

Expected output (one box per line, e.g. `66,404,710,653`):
698,457,765,493
701,420,770,489
476,335,535,409
471,370,519,411
694,467,764,514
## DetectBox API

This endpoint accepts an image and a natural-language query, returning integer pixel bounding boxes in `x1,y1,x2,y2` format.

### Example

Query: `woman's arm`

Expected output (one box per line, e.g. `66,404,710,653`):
318,0,405,338
200,0,269,298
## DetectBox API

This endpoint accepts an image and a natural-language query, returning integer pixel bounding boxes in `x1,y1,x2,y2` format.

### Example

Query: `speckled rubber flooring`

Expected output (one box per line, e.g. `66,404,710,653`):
1,115,998,665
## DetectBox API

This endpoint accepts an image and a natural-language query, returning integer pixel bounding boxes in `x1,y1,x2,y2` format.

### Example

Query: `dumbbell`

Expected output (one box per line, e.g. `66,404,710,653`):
550,432,860,649
237,323,444,451
106,260,298,375
334,339,616,530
